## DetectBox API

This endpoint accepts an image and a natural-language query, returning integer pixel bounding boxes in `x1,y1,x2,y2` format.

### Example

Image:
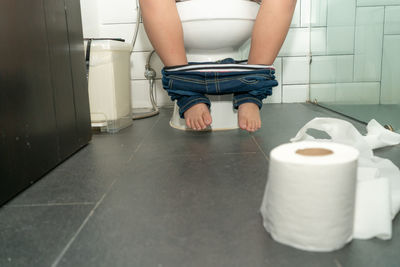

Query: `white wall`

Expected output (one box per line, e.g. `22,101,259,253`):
80,0,101,38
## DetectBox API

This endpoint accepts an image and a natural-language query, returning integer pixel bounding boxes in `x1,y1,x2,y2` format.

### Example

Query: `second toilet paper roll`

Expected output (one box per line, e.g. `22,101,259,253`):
260,141,359,252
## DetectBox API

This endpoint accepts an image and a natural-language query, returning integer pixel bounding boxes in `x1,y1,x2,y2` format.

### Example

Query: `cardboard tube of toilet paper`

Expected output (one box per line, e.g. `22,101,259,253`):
260,141,359,252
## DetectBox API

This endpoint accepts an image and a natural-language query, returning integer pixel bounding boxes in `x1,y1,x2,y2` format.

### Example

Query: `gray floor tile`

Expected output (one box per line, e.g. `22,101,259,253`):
54,149,400,267
136,110,259,156
375,146,400,167
334,215,400,267
56,153,278,267
253,103,370,157
6,147,121,205
7,117,158,206
0,205,93,267
2,104,400,267
88,114,160,157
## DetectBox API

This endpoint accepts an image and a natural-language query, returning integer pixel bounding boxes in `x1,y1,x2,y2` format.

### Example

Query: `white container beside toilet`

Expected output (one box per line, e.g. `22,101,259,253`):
170,0,260,131
87,40,133,133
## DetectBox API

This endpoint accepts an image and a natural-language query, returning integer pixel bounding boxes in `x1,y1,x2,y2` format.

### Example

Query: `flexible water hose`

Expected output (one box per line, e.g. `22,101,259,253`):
131,0,160,120
129,0,141,52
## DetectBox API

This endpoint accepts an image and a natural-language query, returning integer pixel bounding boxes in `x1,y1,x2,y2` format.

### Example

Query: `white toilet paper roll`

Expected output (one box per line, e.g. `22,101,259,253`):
260,141,359,252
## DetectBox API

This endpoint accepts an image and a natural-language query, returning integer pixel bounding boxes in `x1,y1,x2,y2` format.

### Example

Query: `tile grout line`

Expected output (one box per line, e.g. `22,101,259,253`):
131,115,161,157
5,202,95,208
223,152,257,155
250,135,270,162
51,115,162,266
334,258,343,267
51,178,119,267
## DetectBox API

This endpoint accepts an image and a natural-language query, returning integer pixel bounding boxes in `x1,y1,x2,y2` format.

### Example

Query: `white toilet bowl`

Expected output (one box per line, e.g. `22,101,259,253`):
170,0,260,131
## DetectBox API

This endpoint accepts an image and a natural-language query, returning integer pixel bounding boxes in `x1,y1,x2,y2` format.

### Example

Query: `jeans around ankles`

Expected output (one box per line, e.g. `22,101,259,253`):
161,58,279,118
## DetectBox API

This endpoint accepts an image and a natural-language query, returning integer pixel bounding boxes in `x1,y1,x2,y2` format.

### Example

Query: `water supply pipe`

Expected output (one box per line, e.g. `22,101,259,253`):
131,0,160,120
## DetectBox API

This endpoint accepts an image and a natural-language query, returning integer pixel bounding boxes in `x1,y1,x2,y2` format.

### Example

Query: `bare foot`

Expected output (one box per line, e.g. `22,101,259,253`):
238,103,261,132
183,103,212,130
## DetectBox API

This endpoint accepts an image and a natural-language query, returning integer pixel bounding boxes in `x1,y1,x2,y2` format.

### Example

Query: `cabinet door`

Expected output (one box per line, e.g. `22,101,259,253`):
0,0,59,204
43,0,80,160
64,0,92,147
0,0,91,206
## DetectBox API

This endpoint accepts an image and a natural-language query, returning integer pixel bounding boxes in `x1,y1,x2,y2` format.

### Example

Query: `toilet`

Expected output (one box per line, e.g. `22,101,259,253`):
170,0,260,131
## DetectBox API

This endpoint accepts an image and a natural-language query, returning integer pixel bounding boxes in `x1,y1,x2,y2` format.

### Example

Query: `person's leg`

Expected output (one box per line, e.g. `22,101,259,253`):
248,0,297,65
140,0,211,130
238,0,297,132
139,0,187,66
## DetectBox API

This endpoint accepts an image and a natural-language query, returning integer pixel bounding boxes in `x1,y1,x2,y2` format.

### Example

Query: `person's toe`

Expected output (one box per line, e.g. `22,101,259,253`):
239,118,247,130
191,121,197,130
190,120,196,130
246,120,252,132
202,112,212,126
186,118,191,129
198,118,206,130
196,120,203,131
188,119,195,130
251,120,256,132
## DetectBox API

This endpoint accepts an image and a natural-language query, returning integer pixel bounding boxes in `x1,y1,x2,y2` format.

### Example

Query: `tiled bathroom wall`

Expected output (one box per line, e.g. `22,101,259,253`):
80,0,400,108
309,0,400,105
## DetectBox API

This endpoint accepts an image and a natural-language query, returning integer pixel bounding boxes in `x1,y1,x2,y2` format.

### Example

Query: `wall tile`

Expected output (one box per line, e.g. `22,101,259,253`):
302,0,328,27
301,0,311,27
131,52,164,80
335,56,355,83
80,0,101,38
291,0,301,27
99,0,138,24
100,23,153,52
131,80,153,108
311,27,327,55
327,26,355,55
265,86,282,104
155,80,174,107
279,28,310,56
282,85,310,103
335,82,380,104
326,0,356,55
264,57,282,103
357,0,400,6
310,55,353,83
385,6,400,35
132,80,173,108
282,57,310,84
353,7,384,82
380,35,400,104
310,84,336,102
327,0,356,27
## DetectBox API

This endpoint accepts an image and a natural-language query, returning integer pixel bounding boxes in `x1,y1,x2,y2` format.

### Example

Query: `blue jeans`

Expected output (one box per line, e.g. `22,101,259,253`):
161,58,279,118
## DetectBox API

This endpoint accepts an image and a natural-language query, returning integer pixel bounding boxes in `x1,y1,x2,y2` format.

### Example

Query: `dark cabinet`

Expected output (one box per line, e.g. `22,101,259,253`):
0,0,91,205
